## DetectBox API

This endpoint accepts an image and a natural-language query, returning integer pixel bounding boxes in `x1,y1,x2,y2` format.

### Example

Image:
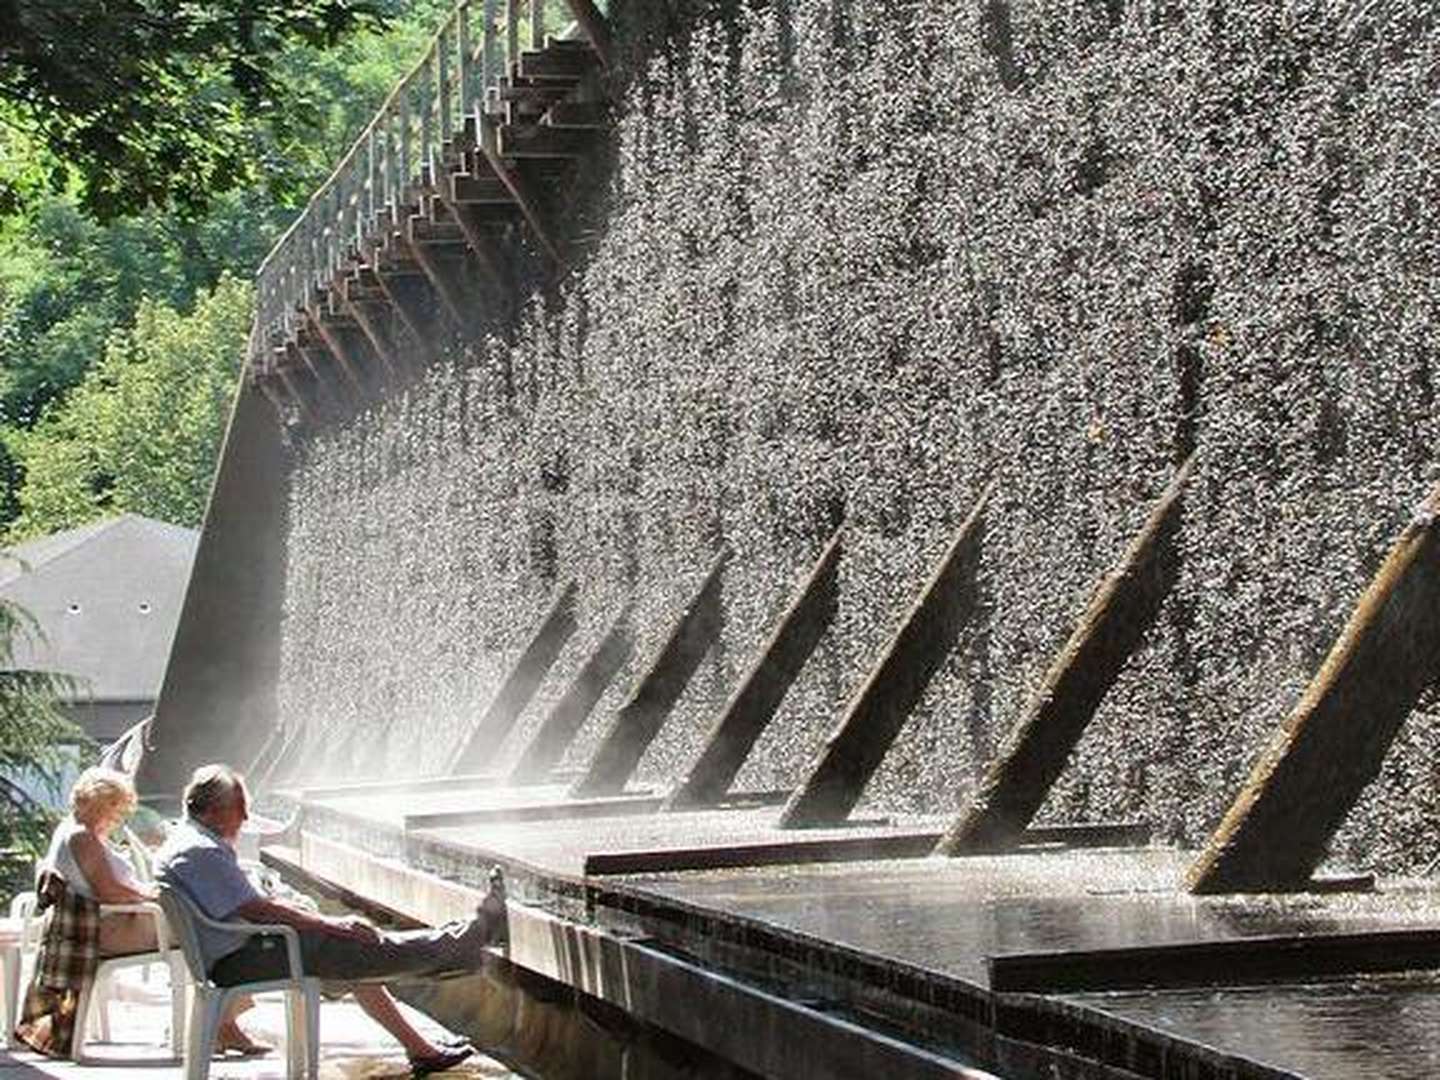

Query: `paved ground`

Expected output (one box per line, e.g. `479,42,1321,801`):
2,969,523,1079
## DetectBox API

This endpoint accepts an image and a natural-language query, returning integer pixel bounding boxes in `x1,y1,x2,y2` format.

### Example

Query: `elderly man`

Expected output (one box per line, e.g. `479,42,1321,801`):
156,763,503,1075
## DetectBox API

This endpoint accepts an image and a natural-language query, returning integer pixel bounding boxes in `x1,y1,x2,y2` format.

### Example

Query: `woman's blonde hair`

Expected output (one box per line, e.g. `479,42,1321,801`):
70,767,138,827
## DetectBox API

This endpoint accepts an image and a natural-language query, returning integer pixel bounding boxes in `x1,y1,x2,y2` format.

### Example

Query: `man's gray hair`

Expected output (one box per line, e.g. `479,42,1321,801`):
183,763,247,821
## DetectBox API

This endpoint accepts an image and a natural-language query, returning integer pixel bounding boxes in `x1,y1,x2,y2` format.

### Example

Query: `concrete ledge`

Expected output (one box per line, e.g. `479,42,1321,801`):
989,927,1440,993
272,826,1307,1080
265,836,1002,1080
404,794,662,830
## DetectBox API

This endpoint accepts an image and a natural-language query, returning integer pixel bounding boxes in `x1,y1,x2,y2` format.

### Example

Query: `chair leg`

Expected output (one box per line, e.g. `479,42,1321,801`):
93,968,112,1043
168,955,188,1057
2,945,20,1050
71,979,95,1062
284,988,303,1078
185,993,219,1080
305,984,320,1079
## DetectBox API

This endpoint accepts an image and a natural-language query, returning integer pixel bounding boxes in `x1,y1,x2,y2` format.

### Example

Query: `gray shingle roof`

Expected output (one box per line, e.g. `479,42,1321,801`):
0,514,198,702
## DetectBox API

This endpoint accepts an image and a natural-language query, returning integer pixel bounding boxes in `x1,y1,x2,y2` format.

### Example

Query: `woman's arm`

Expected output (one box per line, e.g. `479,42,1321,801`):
69,829,156,903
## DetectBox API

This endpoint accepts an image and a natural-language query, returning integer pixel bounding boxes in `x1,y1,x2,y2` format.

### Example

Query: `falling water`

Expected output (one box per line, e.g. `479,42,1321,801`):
278,0,1440,872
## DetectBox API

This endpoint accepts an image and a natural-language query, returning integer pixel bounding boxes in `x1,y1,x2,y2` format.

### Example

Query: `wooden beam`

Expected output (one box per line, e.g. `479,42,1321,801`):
780,486,993,828
303,307,370,403
246,725,286,779
372,271,436,356
543,101,609,129
988,928,1440,995
437,192,515,305
405,794,664,831
449,172,513,204
340,292,403,384
291,340,353,418
667,528,842,810
450,582,580,774
254,724,305,791
252,374,299,430
571,549,732,798
585,831,942,876
1188,480,1440,894
560,1,613,68
581,820,1151,878
274,359,322,427
509,604,635,784
497,124,595,159
517,47,599,81
938,458,1192,855
477,112,567,267
401,230,472,327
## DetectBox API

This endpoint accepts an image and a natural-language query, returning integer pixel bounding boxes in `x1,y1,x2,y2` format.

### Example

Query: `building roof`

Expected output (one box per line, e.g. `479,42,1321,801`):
0,514,198,703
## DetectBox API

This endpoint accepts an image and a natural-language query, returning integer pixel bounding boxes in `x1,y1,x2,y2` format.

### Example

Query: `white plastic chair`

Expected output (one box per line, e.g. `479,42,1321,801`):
157,883,320,1080
1,892,32,1049
73,900,188,1063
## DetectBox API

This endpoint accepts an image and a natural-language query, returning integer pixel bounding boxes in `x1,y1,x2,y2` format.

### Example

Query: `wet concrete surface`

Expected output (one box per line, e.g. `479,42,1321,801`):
418,804,944,878
304,783,587,826
1072,974,1440,1080
621,849,1440,986
303,786,1440,1078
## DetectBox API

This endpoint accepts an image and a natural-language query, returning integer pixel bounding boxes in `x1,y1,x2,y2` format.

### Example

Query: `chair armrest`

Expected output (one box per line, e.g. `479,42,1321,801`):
97,900,171,952
184,905,307,980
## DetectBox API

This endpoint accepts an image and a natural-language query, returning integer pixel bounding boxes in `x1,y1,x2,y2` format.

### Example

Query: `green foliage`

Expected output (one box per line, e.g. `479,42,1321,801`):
0,0,463,535
0,592,82,859
0,0,386,220
0,192,286,426
6,277,253,537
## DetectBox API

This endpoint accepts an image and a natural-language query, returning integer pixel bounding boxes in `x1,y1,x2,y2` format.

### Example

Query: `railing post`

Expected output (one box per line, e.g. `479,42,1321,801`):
420,53,435,177
385,105,399,215
366,128,378,227
482,0,500,89
458,3,473,120
399,81,413,204
336,175,349,273
351,166,364,256
436,30,452,154
506,0,520,74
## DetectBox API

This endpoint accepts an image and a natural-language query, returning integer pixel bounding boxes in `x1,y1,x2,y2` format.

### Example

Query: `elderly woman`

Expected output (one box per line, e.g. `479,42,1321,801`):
43,766,158,955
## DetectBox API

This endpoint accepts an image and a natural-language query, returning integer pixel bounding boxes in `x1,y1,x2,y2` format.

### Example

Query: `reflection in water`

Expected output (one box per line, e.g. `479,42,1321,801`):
1080,976,1440,1080
619,847,1440,1076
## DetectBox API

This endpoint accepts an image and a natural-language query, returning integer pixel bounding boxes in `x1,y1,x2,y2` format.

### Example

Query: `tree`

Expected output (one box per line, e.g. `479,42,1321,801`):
5,276,251,537
0,191,285,427
0,0,385,220
0,591,83,870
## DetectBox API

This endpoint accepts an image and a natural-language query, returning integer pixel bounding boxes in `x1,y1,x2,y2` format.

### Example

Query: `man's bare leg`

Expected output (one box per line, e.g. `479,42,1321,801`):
351,985,447,1058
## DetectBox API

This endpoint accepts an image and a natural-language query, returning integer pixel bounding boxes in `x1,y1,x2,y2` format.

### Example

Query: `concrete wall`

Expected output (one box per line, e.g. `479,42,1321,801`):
215,0,1439,870
139,378,292,800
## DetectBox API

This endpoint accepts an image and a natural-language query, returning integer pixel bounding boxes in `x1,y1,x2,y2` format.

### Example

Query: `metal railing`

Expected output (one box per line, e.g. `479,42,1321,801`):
253,0,589,370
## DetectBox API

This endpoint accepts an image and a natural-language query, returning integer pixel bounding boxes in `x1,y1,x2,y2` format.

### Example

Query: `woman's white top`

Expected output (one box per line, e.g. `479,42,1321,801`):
44,817,145,901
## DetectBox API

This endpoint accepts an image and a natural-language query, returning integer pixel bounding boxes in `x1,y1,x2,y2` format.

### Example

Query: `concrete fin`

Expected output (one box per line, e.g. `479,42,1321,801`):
451,581,580,774
509,603,635,783
938,457,1192,854
780,486,993,828
570,549,731,798
1187,480,1440,894
667,527,843,810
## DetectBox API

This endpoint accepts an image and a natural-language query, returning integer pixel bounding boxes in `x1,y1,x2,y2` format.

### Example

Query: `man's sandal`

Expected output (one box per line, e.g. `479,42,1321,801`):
409,1042,476,1075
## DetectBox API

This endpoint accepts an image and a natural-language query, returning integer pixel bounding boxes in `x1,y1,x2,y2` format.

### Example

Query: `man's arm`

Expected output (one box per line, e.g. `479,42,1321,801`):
231,895,380,943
